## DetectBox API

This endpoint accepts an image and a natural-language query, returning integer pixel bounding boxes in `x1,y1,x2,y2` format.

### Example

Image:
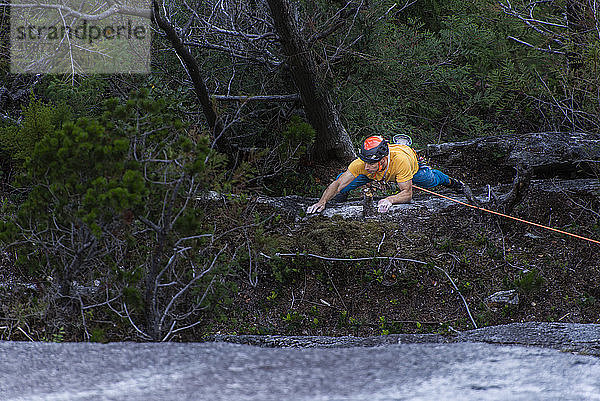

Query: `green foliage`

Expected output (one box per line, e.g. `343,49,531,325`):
41,327,65,343
90,328,108,343
1,88,234,340
0,98,70,171
253,114,318,196
512,269,545,295
436,237,464,253
458,280,473,294
281,310,304,332
283,115,316,143
364,268,384,284
17,117,144,226
41,76,109,117
333,0,577,144
337,310,349,328
268,255,302,284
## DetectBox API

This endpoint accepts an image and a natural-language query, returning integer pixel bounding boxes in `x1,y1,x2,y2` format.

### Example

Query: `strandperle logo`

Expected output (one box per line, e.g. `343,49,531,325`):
10,0,151,74
15,19,147,45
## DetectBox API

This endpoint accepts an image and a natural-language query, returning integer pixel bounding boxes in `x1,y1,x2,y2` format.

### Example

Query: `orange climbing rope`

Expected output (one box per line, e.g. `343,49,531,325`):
412,184,600,246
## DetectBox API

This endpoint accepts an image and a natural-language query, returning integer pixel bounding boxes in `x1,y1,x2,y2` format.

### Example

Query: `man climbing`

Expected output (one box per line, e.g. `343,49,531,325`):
306,135,466,214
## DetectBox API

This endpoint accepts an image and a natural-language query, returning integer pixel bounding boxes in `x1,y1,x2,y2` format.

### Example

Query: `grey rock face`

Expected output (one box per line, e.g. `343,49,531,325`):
254,179,600,221
2,328,600,401
426,132,600,170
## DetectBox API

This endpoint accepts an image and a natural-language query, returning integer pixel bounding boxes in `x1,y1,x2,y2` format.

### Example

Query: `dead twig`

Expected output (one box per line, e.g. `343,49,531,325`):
377,232,386,253
327,270,347,311
432,264,477,329
17,326,35,342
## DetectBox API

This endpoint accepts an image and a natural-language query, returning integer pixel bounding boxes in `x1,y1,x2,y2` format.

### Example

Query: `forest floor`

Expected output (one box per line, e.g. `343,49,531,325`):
203,158,600,340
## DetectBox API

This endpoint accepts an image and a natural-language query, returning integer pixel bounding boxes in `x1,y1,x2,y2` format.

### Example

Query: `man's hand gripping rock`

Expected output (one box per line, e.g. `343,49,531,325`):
306,201,326,214
377,198,392,213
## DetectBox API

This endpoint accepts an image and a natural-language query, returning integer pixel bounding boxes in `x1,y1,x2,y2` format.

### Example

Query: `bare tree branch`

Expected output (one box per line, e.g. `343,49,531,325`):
507,36,566,54
213,94,299,102
158,244,227,338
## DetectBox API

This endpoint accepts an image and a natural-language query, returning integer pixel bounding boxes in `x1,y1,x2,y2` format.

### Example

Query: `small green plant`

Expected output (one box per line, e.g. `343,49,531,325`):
473,233,488,246
579,293,597,307
267,290,278,301
501,304,515,318
90,328,107,343
269,257,301,284
315,272,328,285
337,310,349,327
437,237,464,252
458,281,473,293
476,307,495,327
42,326,65,343
365,268,384,283
379,316,390,335
512,269,545,294
282,310,302,325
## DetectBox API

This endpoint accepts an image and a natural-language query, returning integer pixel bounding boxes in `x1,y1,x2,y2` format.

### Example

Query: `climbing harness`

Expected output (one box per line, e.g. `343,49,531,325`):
412,184,600,246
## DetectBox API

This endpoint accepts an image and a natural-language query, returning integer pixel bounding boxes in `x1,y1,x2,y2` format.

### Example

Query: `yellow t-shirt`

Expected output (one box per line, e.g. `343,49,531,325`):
347,144,419,183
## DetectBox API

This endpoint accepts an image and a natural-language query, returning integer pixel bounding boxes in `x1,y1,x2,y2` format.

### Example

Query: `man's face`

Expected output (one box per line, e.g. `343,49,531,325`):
365,162,379,174
365,156,387,174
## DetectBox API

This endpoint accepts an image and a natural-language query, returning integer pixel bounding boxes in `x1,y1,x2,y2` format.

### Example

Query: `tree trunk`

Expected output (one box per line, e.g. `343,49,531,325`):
152,0,227,152
266,0,356,162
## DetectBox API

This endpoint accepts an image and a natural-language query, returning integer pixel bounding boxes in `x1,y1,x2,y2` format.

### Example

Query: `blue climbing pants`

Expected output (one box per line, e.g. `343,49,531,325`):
337,165,450,194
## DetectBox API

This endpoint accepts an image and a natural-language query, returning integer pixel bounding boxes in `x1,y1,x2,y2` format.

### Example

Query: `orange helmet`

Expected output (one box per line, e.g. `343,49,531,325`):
359,136,389,163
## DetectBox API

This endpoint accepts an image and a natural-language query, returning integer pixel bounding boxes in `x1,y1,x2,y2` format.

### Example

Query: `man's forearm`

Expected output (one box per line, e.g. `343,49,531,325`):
307,172,355,213
318,182,341,204
386,189,412,204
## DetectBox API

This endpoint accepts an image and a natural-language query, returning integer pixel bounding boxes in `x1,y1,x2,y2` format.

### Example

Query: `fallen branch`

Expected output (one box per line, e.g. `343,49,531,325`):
260,252,427,265
213,94,300,102
497,164,532,214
